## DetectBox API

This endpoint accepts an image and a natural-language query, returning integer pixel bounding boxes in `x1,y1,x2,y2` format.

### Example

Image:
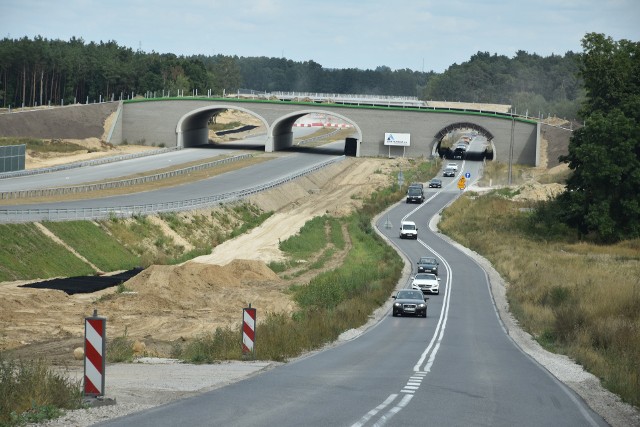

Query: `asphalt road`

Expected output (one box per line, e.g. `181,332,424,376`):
0,128,320,192
94,157,607,427
0,128,344,222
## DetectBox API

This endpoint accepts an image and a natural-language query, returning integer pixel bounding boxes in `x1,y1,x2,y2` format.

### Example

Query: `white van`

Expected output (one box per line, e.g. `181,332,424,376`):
399,220,418,239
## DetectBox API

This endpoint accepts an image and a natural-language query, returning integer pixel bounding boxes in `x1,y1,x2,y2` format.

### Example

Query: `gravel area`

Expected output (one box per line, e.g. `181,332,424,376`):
35,359,276,427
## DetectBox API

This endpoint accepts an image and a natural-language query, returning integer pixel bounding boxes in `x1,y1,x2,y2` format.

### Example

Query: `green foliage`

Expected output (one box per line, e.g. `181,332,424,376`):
42,221,140,271
0,355,82,426
423,50,584,119
552,33,640,242
228,204,273,239
439,191,640,407
0,224,95,281
107,329,134,363
177,327,242,363
0,137,86,153
279,216,330,259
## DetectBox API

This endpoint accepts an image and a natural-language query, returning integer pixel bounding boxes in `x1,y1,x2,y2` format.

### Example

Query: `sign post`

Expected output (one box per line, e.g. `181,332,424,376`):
84,309,106,397
242,304,257,358
384,133,411,158
457,176,466,191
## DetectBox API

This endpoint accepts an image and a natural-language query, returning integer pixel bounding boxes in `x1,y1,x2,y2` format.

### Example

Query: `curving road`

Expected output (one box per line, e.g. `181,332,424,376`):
93,154,606,427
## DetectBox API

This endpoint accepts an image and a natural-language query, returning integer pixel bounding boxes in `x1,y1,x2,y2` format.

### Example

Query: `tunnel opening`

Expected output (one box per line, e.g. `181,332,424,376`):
272,111,361,156
435,125,494,161
177,106,269,150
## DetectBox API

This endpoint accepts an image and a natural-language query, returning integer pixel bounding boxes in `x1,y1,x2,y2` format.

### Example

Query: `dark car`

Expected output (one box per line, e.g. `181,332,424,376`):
443,167,456,177
428,178,442,188
406,185,424,203
392,289,428,317
417,256,439,275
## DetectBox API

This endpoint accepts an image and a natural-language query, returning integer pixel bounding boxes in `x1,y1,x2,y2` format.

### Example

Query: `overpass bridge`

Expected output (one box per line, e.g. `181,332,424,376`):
109,98,540,166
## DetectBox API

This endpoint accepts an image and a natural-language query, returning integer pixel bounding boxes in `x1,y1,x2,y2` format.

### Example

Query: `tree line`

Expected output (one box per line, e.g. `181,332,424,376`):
539,33,640,242
1,35,582,118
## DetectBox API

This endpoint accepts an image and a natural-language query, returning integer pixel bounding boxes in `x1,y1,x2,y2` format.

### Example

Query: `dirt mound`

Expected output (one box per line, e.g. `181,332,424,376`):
0,259,290,355
512,182,566,201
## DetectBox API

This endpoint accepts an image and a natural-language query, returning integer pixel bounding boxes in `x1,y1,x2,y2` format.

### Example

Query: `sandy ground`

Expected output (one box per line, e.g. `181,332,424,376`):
0,156,397,358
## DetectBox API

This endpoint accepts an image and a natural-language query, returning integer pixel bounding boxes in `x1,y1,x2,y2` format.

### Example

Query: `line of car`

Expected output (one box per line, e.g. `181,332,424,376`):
394,167,452,317
392,254,442,317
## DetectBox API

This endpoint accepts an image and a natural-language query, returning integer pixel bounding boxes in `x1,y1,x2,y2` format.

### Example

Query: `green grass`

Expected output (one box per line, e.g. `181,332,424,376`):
0,355,82,426
0,137,87,153
174,157,435,364
106,329,135,363
438,191,640,407
280,215,331,259
42,221,140,272
177,213,404,363
0,224,95,281
228,203,273,239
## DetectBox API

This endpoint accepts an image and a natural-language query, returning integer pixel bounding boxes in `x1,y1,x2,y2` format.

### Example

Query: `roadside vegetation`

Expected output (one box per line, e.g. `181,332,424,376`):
0,224,95,281
0,202,273,282
0,355,82,426
42,221,140,272
438,191,640,407
173,158,439,362
0,137,88,154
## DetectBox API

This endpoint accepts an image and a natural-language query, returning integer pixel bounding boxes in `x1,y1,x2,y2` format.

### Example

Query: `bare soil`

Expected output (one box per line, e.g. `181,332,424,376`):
0,153,398,364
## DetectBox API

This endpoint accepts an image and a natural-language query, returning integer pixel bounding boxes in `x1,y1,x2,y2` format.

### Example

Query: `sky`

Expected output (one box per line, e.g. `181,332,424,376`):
2,0,639,73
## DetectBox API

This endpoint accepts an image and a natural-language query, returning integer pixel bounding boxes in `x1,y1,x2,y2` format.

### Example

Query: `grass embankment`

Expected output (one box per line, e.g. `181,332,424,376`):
174,158,439,362
0,202,273,282
0,137,88,154
438,190,640,407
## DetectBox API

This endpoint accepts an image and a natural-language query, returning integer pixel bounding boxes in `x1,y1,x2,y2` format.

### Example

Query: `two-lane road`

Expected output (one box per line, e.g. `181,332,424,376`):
96,159,606,427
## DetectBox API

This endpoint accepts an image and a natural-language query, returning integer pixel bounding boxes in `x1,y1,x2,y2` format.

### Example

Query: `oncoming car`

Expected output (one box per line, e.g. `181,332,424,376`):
417,256,439,275
411,273,440,295
392,289,428,317
399,220,418,239
428,178,442,188
446,163,459,172
443,167,456,177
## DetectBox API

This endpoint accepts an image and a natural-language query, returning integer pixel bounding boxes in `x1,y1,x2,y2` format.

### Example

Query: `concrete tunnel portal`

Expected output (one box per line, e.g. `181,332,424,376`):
176,105,363,154
434,122,496,161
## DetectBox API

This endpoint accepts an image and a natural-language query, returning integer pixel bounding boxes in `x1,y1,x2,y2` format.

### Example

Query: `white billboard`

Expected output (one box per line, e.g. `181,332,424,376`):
384,133,411,146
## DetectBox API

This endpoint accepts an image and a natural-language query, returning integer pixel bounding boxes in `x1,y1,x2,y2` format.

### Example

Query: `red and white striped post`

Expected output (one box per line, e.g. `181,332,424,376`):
242,304,257,357
84,309,106,397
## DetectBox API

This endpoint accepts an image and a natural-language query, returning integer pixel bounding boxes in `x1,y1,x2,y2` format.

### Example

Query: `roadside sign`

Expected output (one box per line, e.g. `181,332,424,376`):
458,177,466,190
464,172,471,179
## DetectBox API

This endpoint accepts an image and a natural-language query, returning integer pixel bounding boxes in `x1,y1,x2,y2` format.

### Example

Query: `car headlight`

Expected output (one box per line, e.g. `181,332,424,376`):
394,302,401,307
419,303,426,308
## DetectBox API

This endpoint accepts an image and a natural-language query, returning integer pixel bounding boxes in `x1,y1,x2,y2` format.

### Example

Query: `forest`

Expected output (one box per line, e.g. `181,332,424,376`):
0,36,582,119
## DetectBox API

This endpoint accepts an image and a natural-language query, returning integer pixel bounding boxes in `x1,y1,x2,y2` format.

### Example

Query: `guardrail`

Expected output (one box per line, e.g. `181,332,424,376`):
0,156,346,223
297,128,341,145
0,154,253,200
0,147,179,180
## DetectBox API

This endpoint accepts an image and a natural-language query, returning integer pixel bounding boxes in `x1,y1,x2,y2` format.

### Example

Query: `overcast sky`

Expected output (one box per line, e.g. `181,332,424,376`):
2,0,639,73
